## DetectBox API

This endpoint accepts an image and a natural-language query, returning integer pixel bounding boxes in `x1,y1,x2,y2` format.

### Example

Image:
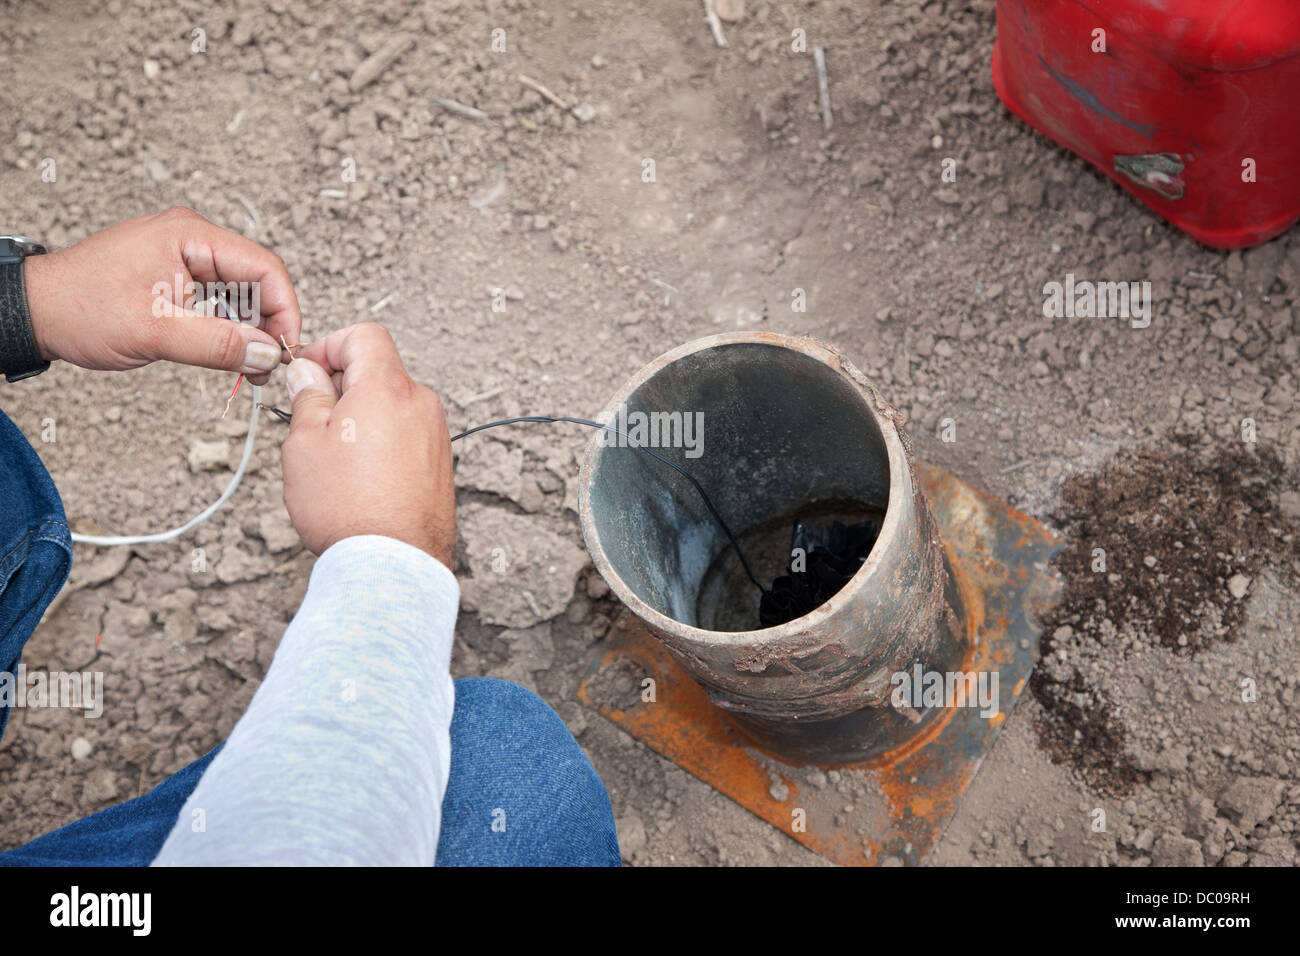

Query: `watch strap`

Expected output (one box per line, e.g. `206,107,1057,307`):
0,256,50,383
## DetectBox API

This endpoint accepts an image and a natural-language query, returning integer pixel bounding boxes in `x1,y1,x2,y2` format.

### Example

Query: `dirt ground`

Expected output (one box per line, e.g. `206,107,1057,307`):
2,0,1297,866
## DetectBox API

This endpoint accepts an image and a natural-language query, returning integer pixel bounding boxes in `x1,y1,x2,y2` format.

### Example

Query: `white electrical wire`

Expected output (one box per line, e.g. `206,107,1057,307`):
70,384,262,547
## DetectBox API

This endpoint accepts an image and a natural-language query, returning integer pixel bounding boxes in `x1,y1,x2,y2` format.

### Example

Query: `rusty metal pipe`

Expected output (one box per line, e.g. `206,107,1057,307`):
579,332,970,764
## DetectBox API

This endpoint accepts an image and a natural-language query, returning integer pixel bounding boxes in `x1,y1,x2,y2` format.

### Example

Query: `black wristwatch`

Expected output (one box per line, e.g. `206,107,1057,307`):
0,236,51,382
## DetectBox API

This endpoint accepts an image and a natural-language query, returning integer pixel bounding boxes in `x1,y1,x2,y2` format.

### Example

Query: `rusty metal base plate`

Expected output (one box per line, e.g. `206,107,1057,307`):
578,461,1063,866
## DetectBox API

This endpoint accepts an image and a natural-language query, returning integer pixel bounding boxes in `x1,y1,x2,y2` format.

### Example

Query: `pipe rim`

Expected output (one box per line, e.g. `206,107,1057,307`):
578,330,912,649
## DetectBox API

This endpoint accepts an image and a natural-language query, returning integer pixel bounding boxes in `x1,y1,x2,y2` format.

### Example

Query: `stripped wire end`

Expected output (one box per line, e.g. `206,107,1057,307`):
222,373,245,419
280,334,305,360
257,402,294,425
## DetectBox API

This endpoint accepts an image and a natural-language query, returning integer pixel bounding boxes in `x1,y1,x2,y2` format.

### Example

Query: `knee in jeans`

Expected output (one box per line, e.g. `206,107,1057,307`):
454,676,555,722
443,678,621,865
452,677,613,814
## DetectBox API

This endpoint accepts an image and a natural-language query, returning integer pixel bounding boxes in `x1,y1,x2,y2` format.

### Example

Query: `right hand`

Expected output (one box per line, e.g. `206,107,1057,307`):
280,323,455,566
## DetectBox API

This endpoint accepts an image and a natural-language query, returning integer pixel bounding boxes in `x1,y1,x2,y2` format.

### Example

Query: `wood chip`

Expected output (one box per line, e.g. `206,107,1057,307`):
430,95,489,121
814,45,832,130
350,35,413,92
518,73,570,110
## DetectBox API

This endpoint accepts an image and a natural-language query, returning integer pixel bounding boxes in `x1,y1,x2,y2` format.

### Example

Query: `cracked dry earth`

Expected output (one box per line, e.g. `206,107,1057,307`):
2,0,1298,866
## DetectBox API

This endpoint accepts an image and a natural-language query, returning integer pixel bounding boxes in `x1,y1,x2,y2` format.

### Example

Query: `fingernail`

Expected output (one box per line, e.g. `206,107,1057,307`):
285,358,320,400
244,341,281,373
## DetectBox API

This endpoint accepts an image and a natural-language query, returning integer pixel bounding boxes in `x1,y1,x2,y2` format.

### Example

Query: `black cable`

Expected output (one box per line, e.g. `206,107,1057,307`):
262,407,767,594
257,404,293,425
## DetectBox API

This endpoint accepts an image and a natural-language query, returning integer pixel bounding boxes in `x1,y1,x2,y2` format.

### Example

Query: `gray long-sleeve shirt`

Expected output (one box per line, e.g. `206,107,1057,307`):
152,535,459,866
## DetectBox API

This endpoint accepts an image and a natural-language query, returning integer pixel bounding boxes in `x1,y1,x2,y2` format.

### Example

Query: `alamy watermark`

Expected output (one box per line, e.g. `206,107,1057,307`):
598,402,705,459
0,665,104,718
151,274,261,322
1042,273,1151,328
50,886,150,936
890,664,1000,719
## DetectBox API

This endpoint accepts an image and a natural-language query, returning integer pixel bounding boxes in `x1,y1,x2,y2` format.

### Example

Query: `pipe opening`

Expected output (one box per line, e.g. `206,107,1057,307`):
585,341,890,633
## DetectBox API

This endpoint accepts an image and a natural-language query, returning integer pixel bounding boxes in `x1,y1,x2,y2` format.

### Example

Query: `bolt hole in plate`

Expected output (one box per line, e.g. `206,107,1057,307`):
579,461,1062,866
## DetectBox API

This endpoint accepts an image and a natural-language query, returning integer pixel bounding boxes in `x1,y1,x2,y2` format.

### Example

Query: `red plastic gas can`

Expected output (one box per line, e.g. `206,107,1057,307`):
993,0,1300,248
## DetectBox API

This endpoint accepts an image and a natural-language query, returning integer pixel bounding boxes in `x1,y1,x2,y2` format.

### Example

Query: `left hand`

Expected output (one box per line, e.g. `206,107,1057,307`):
22,206,302,384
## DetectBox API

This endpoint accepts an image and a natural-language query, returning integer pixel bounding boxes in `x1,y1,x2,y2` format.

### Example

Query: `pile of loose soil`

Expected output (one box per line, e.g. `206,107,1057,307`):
1032,438,1299,795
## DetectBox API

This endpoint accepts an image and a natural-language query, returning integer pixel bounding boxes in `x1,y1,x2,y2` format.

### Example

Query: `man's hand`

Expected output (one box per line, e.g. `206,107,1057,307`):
23,206,301,384
281,323,455,566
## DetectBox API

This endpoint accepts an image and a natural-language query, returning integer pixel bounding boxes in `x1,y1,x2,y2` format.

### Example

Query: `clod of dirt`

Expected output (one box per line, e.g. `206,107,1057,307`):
584,656,647,711
1031,438,1299,794
457,504,590,629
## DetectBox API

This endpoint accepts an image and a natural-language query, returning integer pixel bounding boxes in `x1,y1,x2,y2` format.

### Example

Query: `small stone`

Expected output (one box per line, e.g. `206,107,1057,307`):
1014,176,1044,208
142,59,160,80
105,600,152,638
229,631,257,662
1210,317,1236,340
852,158,883,186
1026,830,1054,859
187,439,232,473
1143,555,1157,568
585,574,610,600
214,545,274,584
1227,574,1251,599
119,738,154,765
571,103,597,123
1153,833,1204,867
557,701,587,737
1218,776,1285,829
82,768,119,804
617,812,648,859
231,16,255,46
258,510,300,553
70,737,93,761
69,547,131,589
769,780,790,802
320,119,346,148
499,624,554,673
1252,836,1297,866
163,607,198,643
1155,745,1189,773
196,604,236,632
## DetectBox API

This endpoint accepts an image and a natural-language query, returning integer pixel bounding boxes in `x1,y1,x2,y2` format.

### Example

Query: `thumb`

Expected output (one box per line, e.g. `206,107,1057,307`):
285,358,338,431
156,309,286,378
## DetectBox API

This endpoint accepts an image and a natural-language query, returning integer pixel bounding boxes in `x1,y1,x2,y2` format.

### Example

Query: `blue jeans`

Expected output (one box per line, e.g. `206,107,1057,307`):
0,411,72,743
0,409,618,866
